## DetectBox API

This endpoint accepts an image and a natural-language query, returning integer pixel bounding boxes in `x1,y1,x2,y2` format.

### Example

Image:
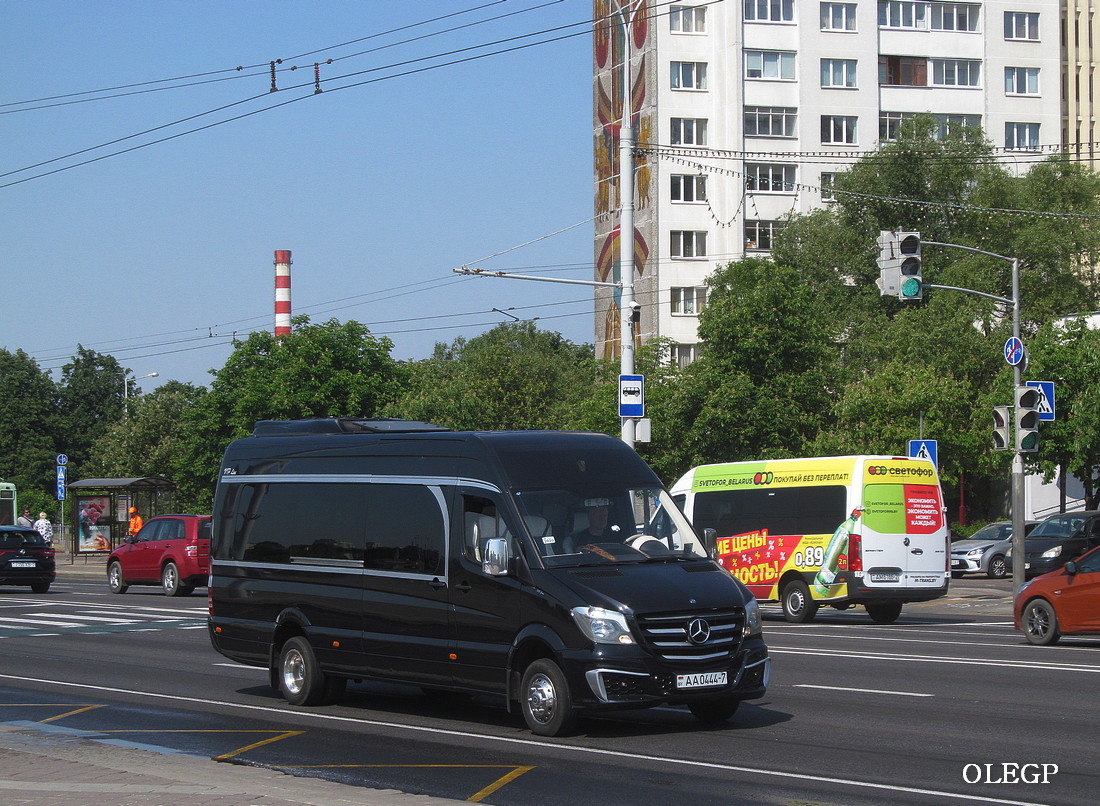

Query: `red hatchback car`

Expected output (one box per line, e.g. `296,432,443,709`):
107,514,211,596
1014,543,1100,645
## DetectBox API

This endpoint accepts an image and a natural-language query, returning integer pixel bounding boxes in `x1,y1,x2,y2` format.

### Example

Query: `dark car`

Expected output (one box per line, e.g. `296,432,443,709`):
0,525,56,593
950,520,1038,578
1014,544,1100,645
107,514,211,596
1009,511,1100,579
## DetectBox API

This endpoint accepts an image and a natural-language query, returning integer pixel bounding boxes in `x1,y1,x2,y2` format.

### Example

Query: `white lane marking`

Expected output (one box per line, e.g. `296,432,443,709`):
0,617,86,628
794,684,933,697
30,613,143,624
0,672,1054,806
769,647,1100,673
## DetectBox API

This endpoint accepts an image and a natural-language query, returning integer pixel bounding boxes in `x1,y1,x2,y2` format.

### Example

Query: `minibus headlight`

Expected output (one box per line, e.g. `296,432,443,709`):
571,607,635,645
744,598,762,637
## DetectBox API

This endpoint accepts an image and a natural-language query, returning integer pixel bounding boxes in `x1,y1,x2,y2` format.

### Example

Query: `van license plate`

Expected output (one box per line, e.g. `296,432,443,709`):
676,672,727,689
10,561,36,568
869,572,900,582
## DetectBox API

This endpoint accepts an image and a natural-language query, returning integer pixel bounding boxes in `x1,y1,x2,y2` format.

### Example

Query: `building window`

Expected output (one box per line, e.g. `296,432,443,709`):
745,0,794,22
745,220,784,251
821,172,838,201
931,59,981,87
931,3,980,32
671,286,708,315
821,3,857,31
1004,11,1039,41
745,50,796,80
744,106,797,138
821,115,858,144
879,1,927,29
672,344,698,368
671,231,708,258
671,117,708,145
1005,66,1040,95
821,59,857,88
746,163,797,193
879,56,928,86
933,114,981,138
670,5,706,33
1005,122,1039,150
671,61,708,90
671,174,707,203
880,111,914,140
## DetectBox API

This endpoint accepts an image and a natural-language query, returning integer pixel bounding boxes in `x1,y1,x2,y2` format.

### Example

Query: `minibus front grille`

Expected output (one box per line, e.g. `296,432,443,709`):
635,608,744,662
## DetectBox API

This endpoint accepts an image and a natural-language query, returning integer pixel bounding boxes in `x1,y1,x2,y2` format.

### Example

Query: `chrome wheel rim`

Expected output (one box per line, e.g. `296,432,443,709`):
282,649,306,696
162,565,177,592
109,565,121,590
526,673,556,725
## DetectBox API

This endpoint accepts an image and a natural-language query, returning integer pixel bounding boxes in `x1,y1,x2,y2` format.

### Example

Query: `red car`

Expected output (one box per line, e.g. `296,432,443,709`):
1014,543,1100,645
107,514,211,596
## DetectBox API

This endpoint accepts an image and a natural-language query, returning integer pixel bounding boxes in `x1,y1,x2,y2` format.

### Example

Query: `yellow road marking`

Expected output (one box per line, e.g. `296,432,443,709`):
38,705,105,723
467,765,535,802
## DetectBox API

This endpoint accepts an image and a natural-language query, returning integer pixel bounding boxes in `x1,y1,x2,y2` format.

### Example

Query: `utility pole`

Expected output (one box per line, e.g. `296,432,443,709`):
917,241,1028,595
616,1,636,448
454,5,642,448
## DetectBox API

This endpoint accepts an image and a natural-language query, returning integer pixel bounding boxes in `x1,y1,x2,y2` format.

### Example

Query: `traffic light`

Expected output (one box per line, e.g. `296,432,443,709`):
876,231,922,299
897,232,922,300
1015,386,1040,452
992,405,1011,451
875,231,901,296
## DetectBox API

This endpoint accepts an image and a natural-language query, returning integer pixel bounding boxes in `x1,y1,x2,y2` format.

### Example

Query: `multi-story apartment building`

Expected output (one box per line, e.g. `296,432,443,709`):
593,1,1063,362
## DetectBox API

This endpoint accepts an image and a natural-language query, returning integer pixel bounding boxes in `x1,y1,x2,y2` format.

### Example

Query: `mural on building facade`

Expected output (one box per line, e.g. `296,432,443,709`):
594,0,652,360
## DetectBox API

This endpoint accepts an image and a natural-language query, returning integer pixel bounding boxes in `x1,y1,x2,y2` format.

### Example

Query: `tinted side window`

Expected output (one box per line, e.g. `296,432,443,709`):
219,482,445,575
694,486,847,537
135,521,164,542
162,519,185,540
365,484,445,575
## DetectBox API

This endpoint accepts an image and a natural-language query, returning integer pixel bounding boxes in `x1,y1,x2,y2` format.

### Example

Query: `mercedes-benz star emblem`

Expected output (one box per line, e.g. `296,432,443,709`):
686,617,711,645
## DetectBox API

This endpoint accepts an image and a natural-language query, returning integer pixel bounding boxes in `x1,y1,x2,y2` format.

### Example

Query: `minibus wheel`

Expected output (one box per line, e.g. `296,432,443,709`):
520,659,576,737
278,637,345,706
781,580,818,623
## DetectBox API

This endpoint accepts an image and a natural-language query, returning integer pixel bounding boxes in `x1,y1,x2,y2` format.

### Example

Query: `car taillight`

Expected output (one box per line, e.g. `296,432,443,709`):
848,532,862,572
43,548,55,559
186,544,198,557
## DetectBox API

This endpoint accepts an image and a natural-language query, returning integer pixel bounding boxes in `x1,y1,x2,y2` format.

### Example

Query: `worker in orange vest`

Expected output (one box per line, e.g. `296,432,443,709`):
128,507,144,537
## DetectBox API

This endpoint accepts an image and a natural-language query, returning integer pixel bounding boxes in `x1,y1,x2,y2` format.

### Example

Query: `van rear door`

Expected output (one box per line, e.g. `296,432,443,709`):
860,460,947,589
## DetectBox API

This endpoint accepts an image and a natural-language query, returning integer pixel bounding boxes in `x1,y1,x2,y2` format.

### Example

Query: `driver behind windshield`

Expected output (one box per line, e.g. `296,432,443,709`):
570,498,619,547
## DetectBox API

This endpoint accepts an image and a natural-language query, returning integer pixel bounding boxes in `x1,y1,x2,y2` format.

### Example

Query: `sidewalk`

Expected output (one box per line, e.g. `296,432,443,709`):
0,722,458,806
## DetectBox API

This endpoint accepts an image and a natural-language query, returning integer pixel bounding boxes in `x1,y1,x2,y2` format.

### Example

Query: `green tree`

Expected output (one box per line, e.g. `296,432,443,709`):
1026,318,1100,509
662,257,844,475
389,321,596,431
84,381,206,483
56,346,126,478
176,317,407,509
0,348,58,509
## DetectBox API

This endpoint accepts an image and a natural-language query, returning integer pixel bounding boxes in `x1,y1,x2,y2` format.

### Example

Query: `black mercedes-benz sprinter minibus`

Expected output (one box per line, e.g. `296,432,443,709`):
208,418,769,736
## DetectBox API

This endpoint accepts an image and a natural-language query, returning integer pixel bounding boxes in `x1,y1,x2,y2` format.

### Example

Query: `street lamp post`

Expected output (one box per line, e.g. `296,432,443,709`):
123,371,158,417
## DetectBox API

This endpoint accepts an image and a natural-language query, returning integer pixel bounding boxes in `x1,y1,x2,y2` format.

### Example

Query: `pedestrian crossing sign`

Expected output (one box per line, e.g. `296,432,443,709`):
908,439,938,468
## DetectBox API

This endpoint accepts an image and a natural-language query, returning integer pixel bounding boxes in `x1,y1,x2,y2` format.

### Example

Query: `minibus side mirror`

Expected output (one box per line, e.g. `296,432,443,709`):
703,528,718,561
483,537,511,577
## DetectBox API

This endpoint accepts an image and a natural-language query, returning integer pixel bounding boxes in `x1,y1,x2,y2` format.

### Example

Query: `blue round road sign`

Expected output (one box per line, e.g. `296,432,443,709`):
1004,337,1024,366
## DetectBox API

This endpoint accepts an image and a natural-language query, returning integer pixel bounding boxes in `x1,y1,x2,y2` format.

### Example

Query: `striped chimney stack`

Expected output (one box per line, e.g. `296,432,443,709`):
274,250,292,337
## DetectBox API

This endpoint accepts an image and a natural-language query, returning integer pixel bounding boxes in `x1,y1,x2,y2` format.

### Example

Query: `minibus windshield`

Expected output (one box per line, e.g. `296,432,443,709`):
513,486,706,567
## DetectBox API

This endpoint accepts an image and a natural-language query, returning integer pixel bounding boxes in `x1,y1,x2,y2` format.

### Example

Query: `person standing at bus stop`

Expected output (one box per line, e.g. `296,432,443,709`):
17,508,33,528
33,512,53,545
128,507,143,537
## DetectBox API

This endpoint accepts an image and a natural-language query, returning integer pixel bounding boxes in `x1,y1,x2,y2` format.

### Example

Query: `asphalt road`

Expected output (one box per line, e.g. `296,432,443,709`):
1,571,1096,806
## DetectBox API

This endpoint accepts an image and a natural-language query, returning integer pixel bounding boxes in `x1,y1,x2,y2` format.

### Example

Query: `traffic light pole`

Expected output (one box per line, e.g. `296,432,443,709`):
922,242,1027,594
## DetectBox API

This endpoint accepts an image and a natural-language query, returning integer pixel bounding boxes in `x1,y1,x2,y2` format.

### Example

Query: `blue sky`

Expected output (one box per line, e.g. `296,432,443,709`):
2,0,595,390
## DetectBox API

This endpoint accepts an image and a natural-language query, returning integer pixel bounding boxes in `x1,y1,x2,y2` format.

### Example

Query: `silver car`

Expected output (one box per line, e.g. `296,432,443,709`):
951,520,1037,579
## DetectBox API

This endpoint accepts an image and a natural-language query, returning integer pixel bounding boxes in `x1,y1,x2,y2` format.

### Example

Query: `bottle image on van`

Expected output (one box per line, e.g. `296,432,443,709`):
670,456,949,625
207,418,770,737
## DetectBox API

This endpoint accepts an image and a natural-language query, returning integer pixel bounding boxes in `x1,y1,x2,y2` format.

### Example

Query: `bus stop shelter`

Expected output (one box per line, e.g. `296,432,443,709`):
67,477,176,555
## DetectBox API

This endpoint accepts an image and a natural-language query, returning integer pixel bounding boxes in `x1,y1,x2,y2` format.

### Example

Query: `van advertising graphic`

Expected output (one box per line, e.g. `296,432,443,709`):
688,456,945,602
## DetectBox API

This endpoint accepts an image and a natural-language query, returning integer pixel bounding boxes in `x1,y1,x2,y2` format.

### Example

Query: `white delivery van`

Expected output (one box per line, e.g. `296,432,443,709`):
671,456,949,623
